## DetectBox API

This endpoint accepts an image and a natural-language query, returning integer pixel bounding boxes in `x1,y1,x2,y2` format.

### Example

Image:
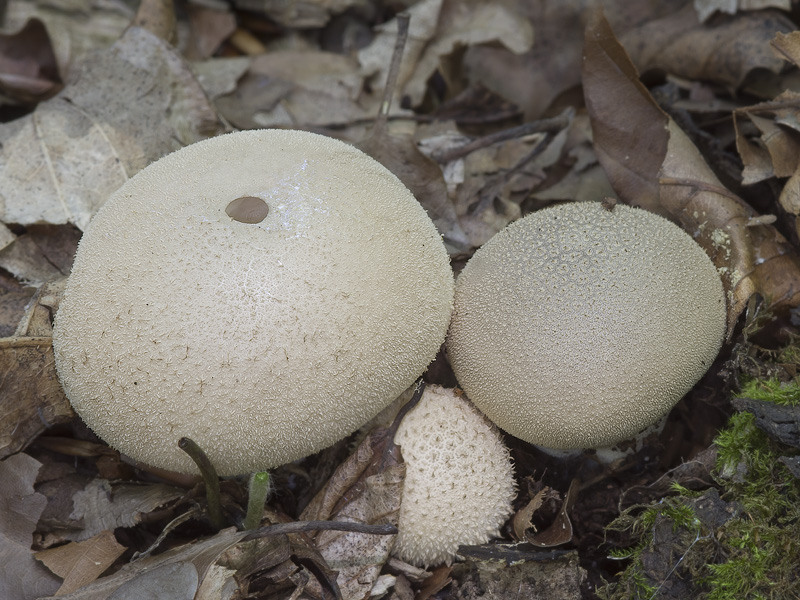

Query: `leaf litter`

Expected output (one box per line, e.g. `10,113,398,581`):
1,0,800,598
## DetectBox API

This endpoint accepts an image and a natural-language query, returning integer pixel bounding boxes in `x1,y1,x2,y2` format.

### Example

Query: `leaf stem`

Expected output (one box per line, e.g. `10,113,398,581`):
178,437,225,530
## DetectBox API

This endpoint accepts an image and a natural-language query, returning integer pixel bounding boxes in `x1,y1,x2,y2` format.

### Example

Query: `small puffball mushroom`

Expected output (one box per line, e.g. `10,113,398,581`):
53,129,454,476
447,201,726,451
393,385,516,567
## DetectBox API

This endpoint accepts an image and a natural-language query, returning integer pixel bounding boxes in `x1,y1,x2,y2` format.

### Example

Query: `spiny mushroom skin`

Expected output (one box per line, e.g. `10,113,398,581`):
53,129,454,476
447,201,725,451
393,385,515,567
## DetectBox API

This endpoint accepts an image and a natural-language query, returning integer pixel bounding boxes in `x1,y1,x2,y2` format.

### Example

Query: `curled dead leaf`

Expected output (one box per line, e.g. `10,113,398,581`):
583,8,800,330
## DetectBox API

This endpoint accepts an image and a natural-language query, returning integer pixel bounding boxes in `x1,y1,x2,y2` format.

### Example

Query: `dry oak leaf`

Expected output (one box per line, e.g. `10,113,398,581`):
583,8,800,330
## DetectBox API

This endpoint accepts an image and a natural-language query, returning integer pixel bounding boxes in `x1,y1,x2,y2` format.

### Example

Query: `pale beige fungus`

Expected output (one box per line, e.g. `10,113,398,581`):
53,129,454,476
393,385,515,567
446,201,726,450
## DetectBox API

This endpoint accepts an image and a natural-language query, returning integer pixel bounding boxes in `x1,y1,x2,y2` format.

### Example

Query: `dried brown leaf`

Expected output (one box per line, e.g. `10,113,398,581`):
216,50,364,129
464,0,689,120
234,0,366,29
35,530,127,596
696,0,791,22
621,5,792,88
511,488,545,541
0,336,73,459
583,8,800,328
359,0,531,111
359,132,470,253
300,427,404,600
582,7,669,218
0,26,222,230
770,30,800,66
131,0,177,44
0,453,61,599
67,480,183,542
37,527,247,600
733,91,800,185
526,479,578,548
185,5,237,60
0,18,61,104
2,0,132,76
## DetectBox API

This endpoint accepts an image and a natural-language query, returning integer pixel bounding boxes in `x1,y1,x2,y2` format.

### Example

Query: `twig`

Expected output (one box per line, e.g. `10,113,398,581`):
372,13,410,140
433,107,574,163
244,520,398,541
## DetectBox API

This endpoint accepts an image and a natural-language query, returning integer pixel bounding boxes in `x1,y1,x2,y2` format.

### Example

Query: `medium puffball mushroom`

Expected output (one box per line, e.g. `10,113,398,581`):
447,201,726,451
392,385,516,567
53,129,454,476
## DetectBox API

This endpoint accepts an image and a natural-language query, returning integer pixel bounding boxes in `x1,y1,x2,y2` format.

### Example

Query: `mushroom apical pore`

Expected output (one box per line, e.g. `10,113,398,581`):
446,201,726,451
393,385,516,567
53,129,454,476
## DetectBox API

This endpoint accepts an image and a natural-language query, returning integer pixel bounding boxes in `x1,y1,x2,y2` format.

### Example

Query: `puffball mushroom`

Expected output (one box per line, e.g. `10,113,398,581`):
447,201,726,451
393,385,515,567
52,129,454,476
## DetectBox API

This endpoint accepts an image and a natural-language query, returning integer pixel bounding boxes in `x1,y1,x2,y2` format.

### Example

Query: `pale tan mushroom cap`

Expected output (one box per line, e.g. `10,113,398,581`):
446,201,726,450
53,129,454,476
393,385,515,567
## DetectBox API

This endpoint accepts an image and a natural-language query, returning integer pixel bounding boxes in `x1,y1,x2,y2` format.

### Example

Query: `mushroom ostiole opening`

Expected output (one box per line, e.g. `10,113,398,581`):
226,196,269,224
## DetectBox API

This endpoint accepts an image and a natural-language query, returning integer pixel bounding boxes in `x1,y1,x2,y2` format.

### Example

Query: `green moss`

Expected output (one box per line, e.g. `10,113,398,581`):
598,362,800,600
738,377,800,407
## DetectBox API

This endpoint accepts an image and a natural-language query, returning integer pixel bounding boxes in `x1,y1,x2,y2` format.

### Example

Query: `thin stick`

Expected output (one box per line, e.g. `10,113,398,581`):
243,471,271,530
244,520,398,541
178,437,226,530
372,12,410,140
433,108,574,163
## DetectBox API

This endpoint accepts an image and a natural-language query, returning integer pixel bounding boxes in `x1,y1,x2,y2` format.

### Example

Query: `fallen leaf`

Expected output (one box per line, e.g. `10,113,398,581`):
526,479,578,548
35,530,127,595
0,26,222,230
67,480,184,542
233,0,367,29
464,0,689,120
36,527,247,600
300,427,404,600
621,5,792,88
359,0,532,110
185,5,237,61
1,0,133,77
216,50,364,129
770,29,800,66
0,336,73,459
359,131,471,253
583,8,800,328
0,18,61,104
695,0,791,22
512,488,546,541
0,452,61,599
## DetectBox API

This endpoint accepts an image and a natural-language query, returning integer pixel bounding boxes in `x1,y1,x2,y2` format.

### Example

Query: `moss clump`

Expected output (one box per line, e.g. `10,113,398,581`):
598,375,800,599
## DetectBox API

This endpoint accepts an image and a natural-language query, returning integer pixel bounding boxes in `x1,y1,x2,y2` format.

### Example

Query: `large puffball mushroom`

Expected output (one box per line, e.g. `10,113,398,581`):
392,385,516,567
447,201,726,451
52,129,454,476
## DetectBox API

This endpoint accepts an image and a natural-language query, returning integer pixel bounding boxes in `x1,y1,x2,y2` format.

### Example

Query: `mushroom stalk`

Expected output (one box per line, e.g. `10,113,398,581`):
243,471,271,530
179,437,225,530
